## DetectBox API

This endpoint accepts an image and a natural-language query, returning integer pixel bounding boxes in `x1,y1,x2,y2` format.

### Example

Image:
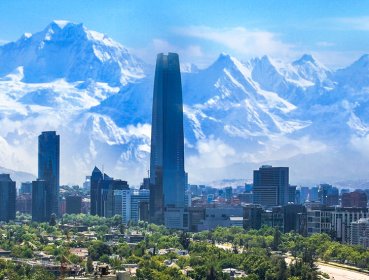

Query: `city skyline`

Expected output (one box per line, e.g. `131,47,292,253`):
0,4,369,187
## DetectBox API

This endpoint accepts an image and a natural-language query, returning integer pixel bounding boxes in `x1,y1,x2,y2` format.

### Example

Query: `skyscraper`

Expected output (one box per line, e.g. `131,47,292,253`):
90,166,104,216
32,179,50,222
149,53,186,227
38,131,60,216
253,165,289,207
0,174,16,222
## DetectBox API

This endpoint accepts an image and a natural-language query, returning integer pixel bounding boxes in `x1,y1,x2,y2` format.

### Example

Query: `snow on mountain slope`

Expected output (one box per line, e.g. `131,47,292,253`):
0,20,146,86
0,21,369,185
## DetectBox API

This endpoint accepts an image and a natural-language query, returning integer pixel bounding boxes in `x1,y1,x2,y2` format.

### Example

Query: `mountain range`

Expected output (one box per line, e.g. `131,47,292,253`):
1,20,369,186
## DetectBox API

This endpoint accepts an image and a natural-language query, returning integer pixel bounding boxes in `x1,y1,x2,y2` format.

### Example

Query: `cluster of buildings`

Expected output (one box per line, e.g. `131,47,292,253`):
0,52,369,250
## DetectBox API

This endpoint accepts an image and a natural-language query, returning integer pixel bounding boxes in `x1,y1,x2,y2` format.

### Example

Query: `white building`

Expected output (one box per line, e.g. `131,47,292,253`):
114,189,131,225
350,218,369,248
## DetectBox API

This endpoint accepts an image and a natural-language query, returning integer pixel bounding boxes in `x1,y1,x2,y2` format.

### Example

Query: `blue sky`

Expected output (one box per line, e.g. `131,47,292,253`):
1,0,369,68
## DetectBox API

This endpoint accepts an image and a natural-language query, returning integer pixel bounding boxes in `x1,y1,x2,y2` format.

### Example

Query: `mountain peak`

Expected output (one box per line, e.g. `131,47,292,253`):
51,20,72,29
293,54,317,65
212,53,240,67
0,21,146,85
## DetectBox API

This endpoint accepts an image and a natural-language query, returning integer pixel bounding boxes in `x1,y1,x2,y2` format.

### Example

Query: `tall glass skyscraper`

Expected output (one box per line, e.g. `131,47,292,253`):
0,174,16,222
38,131,60,216
32,179,50,222
149,53,186,226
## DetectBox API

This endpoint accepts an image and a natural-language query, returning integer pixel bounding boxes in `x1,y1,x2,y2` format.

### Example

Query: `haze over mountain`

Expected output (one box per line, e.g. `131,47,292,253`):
1,21,369,186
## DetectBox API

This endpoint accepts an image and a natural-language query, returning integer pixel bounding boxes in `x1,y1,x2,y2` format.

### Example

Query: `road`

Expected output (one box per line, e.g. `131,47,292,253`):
317,263,369,280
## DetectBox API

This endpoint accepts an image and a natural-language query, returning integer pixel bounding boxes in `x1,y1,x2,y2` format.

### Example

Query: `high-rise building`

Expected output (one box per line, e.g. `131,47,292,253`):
16,193,32,214
318,184,339,206
38,131,60,216
66,195,82,214
299,186,309,203
103,179,128,218
113,186,131,225
139,201,150,222
350,218,369,248
0,174,16,222
243,204,263,230
342,191,367,208
19,182,32,194
149,53,186,227
288,185,297,204
253,165,289,207
131,189,150,223
32,179,50,222
90,166,131,218
90,167,103,215
225,187,233,201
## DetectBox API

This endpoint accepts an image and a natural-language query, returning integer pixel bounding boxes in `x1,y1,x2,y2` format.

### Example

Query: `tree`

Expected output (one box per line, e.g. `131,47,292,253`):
179,232,190,250
88,241,111,261
86,257,94,273
49,214,57,226
206,265,217,280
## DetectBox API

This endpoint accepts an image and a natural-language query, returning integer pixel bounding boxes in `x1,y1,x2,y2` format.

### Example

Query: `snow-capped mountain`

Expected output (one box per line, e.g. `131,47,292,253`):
0,20,146,85
1,21,369,186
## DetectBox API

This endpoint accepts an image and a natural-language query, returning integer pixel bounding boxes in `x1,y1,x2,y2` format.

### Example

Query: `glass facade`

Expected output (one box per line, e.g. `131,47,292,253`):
253,165,289,207
0,174,16,222
150,53,186,224
32,179,50,222
38,131,60,216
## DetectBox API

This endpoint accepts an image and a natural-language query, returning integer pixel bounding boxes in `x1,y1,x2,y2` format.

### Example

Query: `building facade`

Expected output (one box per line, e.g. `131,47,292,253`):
350,218,369,248
38,131,60,216
131,189,150,223
32,179,50,222
342,191,367,208
149,53,186,228
253,165,289,207
0,174,16,222
66,195,82,214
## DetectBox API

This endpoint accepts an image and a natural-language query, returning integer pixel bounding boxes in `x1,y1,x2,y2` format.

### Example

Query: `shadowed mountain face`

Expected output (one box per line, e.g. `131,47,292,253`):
0,21,369,186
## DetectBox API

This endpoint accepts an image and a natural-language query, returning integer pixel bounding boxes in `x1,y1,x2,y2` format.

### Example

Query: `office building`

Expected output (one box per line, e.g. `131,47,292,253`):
243,204,263,230
38,131,60,216
103,179,129,218
19,182,32,194
225,187,233,201
196,207,243,231
253,165,289,207
131,189,150,223
299,187,309,204
139,201,150,222
342,191,367,208
16,193,32,214
350,218,369,248
283,204,307,234
288,185,297,204
149,53,186,228
318,184,339,206
90,166,104,216
32,179,50,222
309,186,319,201
113,186,131,225
0,174,16,222
66,195,82,214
